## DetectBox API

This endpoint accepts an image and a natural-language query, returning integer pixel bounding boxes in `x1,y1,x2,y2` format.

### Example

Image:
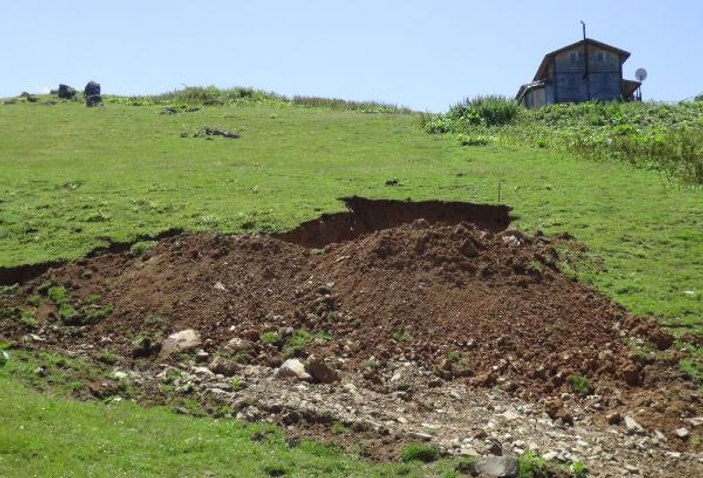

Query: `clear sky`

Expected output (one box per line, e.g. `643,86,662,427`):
3,0,702,111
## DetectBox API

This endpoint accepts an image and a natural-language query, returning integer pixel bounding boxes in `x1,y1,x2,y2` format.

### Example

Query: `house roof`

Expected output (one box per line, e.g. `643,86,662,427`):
515,80,545,103
533,38,632,81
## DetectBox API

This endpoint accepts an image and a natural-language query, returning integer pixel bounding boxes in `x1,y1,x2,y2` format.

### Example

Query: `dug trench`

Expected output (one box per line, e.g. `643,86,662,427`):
1,197,702,477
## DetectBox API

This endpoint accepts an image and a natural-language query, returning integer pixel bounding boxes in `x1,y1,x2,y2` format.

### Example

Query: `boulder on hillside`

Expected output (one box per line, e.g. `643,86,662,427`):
58,84,77,100
84,81,101,107
159,329,202,359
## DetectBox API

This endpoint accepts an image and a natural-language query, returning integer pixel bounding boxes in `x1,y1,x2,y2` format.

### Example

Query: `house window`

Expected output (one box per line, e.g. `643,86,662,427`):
595,51,606,63
569,51,583,63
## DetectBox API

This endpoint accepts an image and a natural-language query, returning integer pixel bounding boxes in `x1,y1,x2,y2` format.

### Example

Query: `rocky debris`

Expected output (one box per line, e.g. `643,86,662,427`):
159,329,202,358
57,84,77,100
305,356,340,384
131,335,160,357
194,126,240,140
275,359,311,381
472,454,518,477
84,81,101,107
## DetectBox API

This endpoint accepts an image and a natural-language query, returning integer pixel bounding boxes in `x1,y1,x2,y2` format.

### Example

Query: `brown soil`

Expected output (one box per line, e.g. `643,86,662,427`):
1,198,701,470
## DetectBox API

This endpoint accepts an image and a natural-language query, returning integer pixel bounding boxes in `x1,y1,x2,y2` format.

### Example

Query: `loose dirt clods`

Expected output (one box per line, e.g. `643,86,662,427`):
1,200,702,477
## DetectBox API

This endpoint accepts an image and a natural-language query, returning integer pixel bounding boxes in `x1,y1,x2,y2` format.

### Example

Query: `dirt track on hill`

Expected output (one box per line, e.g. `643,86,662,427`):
2,199,702,476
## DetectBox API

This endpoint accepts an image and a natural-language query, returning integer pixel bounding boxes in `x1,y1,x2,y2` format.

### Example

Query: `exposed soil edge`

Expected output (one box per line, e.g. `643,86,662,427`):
278,196,512,248
0,228,184,286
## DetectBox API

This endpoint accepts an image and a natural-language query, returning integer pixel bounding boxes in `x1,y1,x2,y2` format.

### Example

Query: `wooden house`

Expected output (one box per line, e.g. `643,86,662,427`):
516,38,641,108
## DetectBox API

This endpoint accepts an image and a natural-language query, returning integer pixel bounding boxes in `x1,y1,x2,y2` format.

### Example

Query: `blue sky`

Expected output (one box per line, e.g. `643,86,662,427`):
4,1,702,111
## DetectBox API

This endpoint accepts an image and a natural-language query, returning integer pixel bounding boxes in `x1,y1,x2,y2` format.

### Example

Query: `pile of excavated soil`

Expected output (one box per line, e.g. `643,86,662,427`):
2,220,701,454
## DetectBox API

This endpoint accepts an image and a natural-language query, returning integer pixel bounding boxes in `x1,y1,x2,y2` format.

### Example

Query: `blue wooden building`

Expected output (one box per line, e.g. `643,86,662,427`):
516,38,641,108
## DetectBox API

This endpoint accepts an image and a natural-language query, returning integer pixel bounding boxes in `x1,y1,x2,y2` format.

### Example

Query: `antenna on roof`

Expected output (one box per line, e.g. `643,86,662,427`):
580,20,587,40
635,68,648,82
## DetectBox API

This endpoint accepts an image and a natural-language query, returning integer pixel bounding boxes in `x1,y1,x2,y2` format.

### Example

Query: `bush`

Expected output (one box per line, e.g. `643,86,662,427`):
447,95,521,126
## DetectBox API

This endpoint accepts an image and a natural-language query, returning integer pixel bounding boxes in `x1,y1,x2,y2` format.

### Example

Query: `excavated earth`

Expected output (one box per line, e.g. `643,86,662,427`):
1,198,702,477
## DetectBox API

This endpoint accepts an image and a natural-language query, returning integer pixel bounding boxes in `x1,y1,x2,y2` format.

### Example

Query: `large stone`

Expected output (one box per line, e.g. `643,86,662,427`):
275,358,311,381
474,455,518,478
84,81,101,107
159,329,202,358
305,356,340,383
58,84,76,100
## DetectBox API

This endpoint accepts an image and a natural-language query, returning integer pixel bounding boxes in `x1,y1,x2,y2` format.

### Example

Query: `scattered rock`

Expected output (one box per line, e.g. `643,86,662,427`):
131,335,160,357
305,356,340,384
275,359,311,381
159,329,202,358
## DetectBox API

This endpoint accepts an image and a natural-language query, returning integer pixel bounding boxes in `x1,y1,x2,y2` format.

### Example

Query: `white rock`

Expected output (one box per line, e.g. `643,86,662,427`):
675,427,690,439
624,415,644,434
113,371,128,380
685,417,703,427
159,329,202,358
213,281,227,291
275,359,311,381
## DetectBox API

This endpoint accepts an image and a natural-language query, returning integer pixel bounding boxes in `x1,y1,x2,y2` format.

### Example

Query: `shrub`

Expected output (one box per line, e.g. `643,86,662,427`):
448,95,521,126
130,241,156,256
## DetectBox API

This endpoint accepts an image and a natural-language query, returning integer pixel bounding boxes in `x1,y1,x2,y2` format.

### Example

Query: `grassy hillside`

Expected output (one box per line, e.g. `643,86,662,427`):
1,90,702,476
2,95,701,334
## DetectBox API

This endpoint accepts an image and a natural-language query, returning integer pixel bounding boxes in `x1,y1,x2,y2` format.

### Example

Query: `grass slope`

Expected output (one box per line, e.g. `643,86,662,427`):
1,100,701,333
0,370,428,477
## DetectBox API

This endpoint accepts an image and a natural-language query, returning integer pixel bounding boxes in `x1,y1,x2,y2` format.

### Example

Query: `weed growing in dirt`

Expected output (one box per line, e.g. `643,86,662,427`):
19,310,38,329
260,331,281,346
26,294,41,307
567,374,592,396
47,285,67,304
129,240,156,256
399,443,440,463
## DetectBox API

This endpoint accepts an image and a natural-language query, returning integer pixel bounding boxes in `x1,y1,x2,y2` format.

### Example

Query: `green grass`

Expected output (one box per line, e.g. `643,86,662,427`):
2,99,701,335
0,370,433,477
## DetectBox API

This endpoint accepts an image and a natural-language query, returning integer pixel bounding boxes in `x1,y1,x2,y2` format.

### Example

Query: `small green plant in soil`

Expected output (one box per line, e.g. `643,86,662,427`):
19,310,38,329
260,331,281,346
399,443,440,463
129,240,156,256
517,451,549,477
567,374,592,396
26,294,41,307
47,285,67,304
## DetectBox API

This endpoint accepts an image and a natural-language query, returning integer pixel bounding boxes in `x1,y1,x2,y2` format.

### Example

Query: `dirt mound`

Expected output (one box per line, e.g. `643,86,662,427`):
2,217,701,461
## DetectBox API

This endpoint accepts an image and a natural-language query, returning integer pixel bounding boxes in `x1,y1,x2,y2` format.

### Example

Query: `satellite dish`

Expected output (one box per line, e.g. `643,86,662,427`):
635,68,648,82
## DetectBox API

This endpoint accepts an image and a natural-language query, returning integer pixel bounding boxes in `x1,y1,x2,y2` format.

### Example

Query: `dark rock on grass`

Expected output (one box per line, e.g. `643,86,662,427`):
58,84,77,100
195,126,240,139
84,81,101,107
305,355,340,384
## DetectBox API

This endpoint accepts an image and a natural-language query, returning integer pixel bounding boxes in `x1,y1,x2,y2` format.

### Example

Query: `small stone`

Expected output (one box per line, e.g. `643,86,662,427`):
208,357,238,377
34,366,47,377
542,450,559,461
607,412,622,425
213,281,227,291
501,409,521,421
488,441,503,456
275,359,311,381
674,427,690,439
195,350,209,362
654,430,667,442
459,447,480,457
305,356,340,384
408,432,433,441
225,337,254,353
685,417,703,427
474,455,518,477
623,463,639,474
624,415,645,434
160,329,202,358
113,371,128,380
